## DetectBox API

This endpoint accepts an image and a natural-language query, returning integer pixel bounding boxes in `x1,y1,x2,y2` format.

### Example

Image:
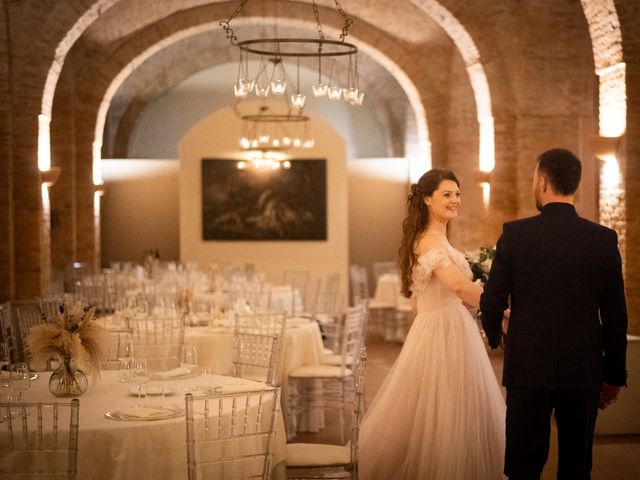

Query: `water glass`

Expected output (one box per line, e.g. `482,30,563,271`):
144,383,165,409
181,345,198,372
201,367,215,395
117,333,135,383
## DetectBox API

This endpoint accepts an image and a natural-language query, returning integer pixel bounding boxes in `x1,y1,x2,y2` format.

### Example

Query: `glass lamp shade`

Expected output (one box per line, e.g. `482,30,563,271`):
349,91,365,106
312,83,328,97
327,85,343,100
240,78,255,92
343,87,359,101
271,79,287,95
234,84,248,98
291,93,307,109
254,83,270,97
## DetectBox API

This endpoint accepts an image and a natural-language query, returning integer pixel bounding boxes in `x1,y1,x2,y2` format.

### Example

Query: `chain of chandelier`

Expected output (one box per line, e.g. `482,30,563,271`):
220,0,364,109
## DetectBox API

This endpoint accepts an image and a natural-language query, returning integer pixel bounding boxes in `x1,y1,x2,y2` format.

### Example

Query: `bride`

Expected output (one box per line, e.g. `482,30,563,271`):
359,169,506,479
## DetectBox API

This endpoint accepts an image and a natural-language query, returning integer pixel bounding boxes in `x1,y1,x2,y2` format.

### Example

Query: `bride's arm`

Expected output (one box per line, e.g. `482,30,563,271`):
432,265,483,308
416,236,483,308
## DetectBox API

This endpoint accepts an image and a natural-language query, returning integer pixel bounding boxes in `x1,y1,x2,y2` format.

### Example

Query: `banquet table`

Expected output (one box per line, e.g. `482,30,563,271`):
184,317,326,436
11,371,287,479
184,317,324,381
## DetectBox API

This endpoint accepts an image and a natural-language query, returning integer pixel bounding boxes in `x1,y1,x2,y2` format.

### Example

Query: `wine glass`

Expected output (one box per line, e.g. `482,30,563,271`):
181,346,198,373
131,359,149,404
9,362,30,401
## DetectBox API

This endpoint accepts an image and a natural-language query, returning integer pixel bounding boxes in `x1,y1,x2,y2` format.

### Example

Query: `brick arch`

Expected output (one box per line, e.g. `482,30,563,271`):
86,15,433,176
579,0,626,138
105,28,408,160
41,0,501,177
409,0,495,172
578,0,627,277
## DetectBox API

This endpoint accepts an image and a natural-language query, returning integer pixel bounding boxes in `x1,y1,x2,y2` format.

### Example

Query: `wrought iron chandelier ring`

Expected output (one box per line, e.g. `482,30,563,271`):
238,38,357,57
241,113,310,123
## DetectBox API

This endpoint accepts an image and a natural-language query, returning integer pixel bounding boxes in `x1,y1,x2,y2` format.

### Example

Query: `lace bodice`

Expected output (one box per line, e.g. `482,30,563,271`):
411,242,472,312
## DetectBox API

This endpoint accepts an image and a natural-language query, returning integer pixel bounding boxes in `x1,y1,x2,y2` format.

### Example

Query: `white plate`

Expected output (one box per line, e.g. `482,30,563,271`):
127,385,177,396
104,404,183,422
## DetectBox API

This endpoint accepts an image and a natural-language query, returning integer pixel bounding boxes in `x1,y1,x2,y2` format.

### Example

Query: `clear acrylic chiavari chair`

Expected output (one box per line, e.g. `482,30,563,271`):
287,305,366,443
286,348,367,480
0,399,80,480
185,387,281,480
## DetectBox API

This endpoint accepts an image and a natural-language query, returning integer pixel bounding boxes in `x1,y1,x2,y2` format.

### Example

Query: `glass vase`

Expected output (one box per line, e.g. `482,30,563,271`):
48,354,88,397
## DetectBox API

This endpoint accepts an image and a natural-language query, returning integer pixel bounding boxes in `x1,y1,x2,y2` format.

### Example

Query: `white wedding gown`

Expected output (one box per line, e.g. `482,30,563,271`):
359,245,506,480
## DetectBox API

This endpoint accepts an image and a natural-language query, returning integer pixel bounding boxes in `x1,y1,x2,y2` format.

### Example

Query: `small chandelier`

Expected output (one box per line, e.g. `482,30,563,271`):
237,152,292,170
220,0,364,108
239,105,314,151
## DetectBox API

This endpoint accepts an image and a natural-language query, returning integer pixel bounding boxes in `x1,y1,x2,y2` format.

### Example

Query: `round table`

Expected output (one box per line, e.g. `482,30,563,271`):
12,371,287,480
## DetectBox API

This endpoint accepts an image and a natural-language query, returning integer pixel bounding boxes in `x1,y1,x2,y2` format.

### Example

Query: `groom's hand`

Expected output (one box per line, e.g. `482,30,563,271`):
599,383,621,410
501,309,511,335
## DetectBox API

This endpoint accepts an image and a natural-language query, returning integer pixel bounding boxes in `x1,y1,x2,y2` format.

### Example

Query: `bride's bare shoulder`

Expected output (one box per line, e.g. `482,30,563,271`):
415,233,447,257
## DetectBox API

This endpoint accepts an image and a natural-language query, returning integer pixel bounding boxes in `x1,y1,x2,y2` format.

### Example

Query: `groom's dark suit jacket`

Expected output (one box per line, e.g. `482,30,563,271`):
480,202,627,391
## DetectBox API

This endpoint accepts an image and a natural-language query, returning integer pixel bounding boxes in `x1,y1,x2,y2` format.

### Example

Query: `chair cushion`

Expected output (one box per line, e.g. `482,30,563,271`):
322,347,335,356
321,354,354,366
288,365,353,378
368,300,393,309
286,443,351,467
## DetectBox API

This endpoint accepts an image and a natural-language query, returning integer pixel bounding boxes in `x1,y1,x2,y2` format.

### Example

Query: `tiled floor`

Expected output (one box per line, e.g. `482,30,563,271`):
291,330,640,479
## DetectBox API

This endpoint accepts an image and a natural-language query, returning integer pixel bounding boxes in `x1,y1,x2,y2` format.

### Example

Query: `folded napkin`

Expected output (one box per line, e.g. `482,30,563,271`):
150,367,191,380
220,383,269,394
118,406,171,420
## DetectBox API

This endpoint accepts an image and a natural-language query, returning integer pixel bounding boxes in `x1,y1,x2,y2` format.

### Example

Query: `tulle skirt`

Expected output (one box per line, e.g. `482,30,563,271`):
359,303,506,480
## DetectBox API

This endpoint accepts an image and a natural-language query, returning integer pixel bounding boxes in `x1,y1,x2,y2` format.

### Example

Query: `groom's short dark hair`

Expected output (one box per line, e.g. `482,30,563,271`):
537,148,582,195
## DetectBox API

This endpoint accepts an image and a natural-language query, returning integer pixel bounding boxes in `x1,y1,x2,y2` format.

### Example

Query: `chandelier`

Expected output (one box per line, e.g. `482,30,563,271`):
237,151,292,170
220,0,363,109
239,104,314,151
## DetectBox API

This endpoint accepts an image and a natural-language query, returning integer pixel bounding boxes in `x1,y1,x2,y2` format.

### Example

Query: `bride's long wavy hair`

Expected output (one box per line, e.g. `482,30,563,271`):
398,169,459,298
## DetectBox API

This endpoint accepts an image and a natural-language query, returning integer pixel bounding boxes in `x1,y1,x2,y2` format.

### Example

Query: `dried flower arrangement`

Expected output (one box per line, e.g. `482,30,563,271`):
26,302,110,377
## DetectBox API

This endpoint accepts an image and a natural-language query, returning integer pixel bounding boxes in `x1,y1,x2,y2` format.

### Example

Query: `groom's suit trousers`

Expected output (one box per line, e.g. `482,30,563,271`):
505,387,599,480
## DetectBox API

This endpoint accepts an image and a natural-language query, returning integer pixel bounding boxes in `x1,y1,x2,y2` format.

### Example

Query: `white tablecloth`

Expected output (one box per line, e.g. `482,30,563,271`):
184,318,324,381
16,371,286,480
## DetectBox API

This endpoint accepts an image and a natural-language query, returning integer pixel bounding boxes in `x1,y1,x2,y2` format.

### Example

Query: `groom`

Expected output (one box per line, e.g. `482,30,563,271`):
480,148,628,479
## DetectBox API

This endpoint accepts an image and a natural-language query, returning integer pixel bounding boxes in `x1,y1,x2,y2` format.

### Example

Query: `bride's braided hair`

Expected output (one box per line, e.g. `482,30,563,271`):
398,169,459,297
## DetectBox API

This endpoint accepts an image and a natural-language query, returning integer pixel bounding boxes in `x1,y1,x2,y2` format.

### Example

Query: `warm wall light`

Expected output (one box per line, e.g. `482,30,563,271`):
479,118,495,173
38,114,51,172
597,62,626,138
92,141,103,186
40,166,61,187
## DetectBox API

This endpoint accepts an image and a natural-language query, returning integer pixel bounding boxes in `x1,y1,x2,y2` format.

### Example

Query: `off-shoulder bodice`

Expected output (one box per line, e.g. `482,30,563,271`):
411,242,472,312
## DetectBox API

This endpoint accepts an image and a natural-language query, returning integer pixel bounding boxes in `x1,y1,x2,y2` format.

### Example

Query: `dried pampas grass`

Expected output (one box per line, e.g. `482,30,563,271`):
26,302,110,376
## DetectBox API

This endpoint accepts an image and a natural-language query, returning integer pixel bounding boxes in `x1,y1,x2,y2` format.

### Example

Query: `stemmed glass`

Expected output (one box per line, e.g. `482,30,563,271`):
131,359,149,404
9,362,30,402
181,346,198,373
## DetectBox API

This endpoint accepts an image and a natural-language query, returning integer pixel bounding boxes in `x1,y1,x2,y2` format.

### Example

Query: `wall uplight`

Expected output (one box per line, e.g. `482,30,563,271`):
38,114,51,172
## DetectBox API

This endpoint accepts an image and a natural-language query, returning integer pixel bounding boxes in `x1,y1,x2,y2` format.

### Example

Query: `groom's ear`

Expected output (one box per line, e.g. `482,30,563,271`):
539,175,549,193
